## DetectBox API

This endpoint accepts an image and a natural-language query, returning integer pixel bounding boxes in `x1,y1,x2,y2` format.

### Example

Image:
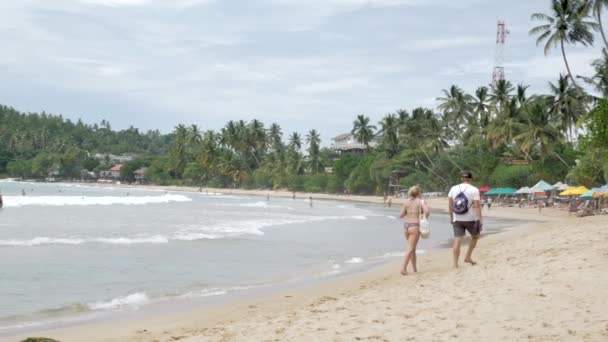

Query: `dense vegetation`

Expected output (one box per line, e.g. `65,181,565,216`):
1,0,607,194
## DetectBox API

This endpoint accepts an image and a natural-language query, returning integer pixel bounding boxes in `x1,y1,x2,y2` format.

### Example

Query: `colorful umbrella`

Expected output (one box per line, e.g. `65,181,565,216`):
560,186,589,196
533,180,553,191
479,186,491,193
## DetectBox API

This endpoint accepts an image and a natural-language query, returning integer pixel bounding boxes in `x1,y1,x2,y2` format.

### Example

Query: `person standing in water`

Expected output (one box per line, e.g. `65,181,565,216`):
0,192,3,208
398,185,429,275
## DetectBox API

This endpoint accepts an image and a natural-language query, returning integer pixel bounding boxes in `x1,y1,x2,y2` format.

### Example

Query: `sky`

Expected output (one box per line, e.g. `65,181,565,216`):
0,0,603,143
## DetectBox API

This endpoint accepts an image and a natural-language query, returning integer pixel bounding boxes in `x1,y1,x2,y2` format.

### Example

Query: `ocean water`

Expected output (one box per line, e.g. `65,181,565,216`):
0,181,515,335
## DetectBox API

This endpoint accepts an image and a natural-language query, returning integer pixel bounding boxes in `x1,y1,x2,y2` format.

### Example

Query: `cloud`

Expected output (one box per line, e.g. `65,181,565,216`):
404,36,488,51
73,0,212,7
292,78,372,94
507,51,598,80
76,0,149,6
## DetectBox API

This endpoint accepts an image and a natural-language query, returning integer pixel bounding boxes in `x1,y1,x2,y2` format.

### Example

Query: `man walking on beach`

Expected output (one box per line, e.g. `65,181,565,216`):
448,171,482,268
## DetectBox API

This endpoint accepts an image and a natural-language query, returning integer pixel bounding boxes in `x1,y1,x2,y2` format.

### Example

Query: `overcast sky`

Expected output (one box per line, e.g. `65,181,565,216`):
0,0,602,143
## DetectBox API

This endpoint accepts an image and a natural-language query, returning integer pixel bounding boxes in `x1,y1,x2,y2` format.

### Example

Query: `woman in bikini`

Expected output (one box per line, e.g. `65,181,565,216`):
398,185,430,275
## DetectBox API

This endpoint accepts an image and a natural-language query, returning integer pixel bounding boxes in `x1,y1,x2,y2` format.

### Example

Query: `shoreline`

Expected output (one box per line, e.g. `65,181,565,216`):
2,182,606,341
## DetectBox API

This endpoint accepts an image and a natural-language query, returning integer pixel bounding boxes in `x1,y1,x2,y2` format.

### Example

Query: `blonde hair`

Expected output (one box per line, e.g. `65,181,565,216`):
408,185,422,199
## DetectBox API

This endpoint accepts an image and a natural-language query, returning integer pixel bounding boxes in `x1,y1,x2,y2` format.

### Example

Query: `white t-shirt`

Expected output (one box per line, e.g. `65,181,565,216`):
448,183,480,222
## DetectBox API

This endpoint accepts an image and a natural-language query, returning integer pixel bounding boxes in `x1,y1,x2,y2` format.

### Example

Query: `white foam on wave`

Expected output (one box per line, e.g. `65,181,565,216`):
87,292,148,310
94,235,169,244
2,194,192,207
0,235,169,247
345,257,364,264
221,201,294,210
0,237,85,247
0,214,372,248
380,250,426,258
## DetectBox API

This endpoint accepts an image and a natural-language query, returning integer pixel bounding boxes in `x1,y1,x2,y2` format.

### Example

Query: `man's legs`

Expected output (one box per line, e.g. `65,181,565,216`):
464,234,480,265
452,237,462,269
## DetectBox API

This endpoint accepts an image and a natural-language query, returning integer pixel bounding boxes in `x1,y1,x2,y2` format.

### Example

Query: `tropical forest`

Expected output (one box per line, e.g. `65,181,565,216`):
1,0,607,194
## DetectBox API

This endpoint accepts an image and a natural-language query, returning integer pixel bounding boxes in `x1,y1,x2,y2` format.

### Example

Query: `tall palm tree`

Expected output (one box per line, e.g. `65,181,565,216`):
515,99,568,164
579,47,608,97
548,74,587,141
489,79,515,109
289,132,302,151
378,114,399,157
437,85,473,136
170,124,189,179
530,0,598,87
583,0,608,49
486,98,526,148
515,83,531,108
305,129,323,174
351,114,376,151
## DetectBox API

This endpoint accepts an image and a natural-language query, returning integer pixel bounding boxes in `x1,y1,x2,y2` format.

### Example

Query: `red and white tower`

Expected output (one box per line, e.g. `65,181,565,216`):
492,20,509,85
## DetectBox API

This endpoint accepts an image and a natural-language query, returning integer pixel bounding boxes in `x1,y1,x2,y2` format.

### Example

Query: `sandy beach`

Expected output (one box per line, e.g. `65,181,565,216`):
6,189,608,342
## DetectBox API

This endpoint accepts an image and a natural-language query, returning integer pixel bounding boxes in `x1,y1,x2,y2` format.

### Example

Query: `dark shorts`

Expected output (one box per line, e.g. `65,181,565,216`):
453,221,481,238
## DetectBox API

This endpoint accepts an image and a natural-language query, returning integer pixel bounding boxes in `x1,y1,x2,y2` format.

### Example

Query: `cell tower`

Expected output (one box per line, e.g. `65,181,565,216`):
492,20,509,85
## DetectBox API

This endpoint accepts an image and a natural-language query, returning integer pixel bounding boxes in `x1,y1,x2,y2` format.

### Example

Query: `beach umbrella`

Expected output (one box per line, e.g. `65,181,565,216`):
528,186,545,193
552,181,564,189
486,188,516,195
515,187,530,194
479,186,491,193
579,189,598,199
559,186,576,196
533,180,553,191
557,183,570,191
561,186,589,196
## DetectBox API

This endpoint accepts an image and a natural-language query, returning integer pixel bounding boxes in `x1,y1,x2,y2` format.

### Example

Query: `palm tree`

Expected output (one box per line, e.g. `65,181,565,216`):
515,99,568,165
289,132,302,151
351,114,376,151
515,84,531,108
437,85,473,136
548,74,587,141
170,124,189,178
378,114,400,157
489,79,515,109
583,0,608,49
530,0,598,87
305,129,323,174
579,48,608,97
486,98,526,148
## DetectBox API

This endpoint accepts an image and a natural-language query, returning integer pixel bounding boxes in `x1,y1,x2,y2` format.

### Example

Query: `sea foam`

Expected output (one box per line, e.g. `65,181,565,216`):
2,194,191,207
87,292,149,310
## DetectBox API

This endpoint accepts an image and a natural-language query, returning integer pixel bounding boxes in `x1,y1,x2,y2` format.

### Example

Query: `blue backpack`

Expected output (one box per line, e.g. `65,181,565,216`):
453,186,470,215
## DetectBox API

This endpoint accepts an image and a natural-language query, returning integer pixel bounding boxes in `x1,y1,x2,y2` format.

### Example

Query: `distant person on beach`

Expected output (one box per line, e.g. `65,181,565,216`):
309,196,313,207
387,197,392,208
487,197,492,210
0,193,3,208
448,171,482,268
22,189,26,196
292,192,296,200
398,185,429,275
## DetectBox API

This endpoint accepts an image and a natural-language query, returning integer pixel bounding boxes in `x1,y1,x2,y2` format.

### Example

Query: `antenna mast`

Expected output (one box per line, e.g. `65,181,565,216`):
492,20,509,85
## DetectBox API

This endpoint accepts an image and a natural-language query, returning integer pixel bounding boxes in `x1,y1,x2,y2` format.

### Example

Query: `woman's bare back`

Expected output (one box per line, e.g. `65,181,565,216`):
399,198,429,223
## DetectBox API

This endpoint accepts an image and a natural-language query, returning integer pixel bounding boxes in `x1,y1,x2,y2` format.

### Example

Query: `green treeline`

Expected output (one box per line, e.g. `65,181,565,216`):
1,0,608,193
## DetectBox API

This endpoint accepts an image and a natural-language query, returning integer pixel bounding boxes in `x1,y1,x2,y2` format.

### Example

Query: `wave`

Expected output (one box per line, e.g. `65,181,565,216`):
0,237,86,247
345,257,364,264
379,250,426,258
2,194,192,207
0,214,371,248
87,292,149,310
